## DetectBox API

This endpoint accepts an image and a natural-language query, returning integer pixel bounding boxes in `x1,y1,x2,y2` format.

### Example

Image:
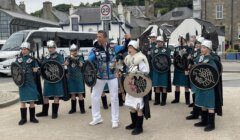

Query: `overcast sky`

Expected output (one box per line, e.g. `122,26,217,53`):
16,0,102,13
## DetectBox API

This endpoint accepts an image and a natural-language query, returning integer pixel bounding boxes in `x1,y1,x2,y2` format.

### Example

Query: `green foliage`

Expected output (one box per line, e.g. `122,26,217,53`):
54,4,71,12
116,0,145,6
226,48,237,53
155,0,192,10
92,1,101,7
157,8,169,15
30,0,193,17
30,9,42,17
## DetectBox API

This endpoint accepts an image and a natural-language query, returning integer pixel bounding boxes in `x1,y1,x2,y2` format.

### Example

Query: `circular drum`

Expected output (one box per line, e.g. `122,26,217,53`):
189,63,219,90
123,73,152,98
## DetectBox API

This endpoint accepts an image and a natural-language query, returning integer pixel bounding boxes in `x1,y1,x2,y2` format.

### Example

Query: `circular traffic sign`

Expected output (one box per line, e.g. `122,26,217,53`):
101,4,111,16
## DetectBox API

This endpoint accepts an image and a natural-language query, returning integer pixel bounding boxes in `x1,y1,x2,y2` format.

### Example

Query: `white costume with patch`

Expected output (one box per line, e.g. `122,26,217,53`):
124,51,150,110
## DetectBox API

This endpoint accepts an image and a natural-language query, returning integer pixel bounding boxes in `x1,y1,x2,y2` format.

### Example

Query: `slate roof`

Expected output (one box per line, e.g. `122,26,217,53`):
0,8,59,26
155,7,193,22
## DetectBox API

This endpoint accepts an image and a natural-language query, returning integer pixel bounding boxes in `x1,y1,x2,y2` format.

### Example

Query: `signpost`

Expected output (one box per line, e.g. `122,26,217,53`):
100,3,112,21
100,0,112,39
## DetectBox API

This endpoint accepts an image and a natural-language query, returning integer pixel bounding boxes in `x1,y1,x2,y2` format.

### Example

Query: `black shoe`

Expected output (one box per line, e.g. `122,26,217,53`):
18,108,27,125
171,91,180,103
148,90,152,100
36,103,49,117
29,107,39,123
69,100,77,114
188,103,194,107
118,93,124,106
194,111,208,127
188,93,195,107
160,93,167,106
185,92,190,105
186,106,200,120
131,116,143,135
153,93,160,105
79,99,86,114
126,112,137,130
52,103,59,119
204,113,215,132
101,96,108,109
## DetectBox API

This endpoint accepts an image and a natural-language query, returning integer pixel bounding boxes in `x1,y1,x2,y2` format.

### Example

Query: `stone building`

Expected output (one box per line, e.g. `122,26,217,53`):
193,0,240,49
0,0,26,13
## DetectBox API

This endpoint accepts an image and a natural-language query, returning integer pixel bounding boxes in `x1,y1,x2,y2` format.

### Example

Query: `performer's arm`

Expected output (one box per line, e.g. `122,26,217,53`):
139,61,149,74
88,49,96,62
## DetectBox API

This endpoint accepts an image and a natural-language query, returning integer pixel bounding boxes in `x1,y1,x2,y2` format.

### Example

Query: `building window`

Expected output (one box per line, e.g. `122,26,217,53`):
216,4,223,19
88,28,93,32
71,17,79,31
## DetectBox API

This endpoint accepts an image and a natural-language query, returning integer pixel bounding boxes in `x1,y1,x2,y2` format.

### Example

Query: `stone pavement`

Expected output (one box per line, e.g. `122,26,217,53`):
0,85,240,140
0,81,18,108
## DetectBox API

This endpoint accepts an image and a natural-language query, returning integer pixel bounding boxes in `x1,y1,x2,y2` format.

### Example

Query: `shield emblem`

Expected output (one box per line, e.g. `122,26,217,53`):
41,60,64,83
82,60,97,87
124,73,152,98
11,62,25,87
189,63,219,90
173,55,186,71
152,53,171,73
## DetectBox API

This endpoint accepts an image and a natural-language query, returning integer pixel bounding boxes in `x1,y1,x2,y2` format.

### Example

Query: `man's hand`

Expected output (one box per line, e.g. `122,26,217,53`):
64,61,69,66
79,62,83,67
33,68,39,72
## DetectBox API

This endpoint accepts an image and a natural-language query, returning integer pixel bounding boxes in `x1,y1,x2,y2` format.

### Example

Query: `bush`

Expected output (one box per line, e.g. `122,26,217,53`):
226,48,237,53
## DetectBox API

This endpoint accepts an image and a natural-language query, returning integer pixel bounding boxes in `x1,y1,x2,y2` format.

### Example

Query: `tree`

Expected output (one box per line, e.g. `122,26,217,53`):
54,4,71,13
92,1,101,7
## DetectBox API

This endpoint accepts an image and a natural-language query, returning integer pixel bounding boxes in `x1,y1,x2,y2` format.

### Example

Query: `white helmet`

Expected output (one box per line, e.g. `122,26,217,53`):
128,40,139,50
20,42,30,49
156,36,164,42
196,36,205,44
149,32,157,37
178,34,186,40
69,44,78,51
47,40,57,48
202,40,212,50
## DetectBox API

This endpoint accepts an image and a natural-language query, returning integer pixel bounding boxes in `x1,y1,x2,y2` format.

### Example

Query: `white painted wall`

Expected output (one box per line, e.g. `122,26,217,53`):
169,18,225,52
169,18,202,45
63,22,131,44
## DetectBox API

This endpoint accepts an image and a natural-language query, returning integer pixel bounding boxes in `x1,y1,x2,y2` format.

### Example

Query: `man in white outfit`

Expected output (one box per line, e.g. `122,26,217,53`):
88,30,130,128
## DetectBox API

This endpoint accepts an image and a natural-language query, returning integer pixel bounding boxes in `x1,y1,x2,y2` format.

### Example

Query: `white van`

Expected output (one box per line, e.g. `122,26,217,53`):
0,40,6,50
0,29,96,75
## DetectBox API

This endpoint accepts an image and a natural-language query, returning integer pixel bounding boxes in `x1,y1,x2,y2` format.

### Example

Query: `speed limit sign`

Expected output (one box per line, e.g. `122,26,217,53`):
100,3,112,21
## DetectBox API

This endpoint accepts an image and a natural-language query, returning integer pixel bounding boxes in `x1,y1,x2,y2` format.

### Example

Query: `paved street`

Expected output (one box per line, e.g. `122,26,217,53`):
0,86,240,140
0,61,240,140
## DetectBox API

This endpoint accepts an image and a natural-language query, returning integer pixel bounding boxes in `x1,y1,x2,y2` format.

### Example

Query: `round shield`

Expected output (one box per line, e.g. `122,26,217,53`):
151,53,171,73
173,55,185,71
124,73,152,98
83,60,97,87
189,63,219,90
41,60,64,83
11,62,25,87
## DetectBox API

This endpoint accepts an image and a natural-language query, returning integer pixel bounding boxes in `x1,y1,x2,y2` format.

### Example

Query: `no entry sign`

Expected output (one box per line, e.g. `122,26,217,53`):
100,3,112,20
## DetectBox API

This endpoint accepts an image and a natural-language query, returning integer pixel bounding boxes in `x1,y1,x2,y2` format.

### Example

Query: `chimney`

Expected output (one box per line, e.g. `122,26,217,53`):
10,0,16,11
69,5,75,15
43,1,52,14
118,2,124,22
42,1,53,20
19,1,26,13
125,10,131,24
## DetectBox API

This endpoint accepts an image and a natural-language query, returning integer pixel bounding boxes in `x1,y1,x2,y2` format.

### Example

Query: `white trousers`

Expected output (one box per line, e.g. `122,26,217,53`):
91,78,119,123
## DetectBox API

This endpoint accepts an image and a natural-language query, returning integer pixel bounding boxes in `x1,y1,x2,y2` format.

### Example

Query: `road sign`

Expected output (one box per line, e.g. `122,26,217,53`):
100,3,112,21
